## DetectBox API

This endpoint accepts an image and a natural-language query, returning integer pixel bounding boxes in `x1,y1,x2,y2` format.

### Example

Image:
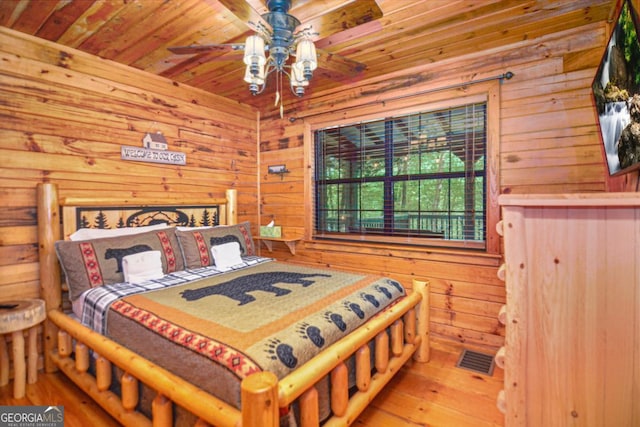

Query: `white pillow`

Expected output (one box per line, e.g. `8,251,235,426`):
211,242,243,269
70,223,169,241
122,250,164,283
176,226,212,231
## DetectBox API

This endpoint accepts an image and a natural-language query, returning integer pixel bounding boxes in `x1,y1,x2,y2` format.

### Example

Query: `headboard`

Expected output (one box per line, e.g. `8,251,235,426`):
36,182,237,371
61,200,232,240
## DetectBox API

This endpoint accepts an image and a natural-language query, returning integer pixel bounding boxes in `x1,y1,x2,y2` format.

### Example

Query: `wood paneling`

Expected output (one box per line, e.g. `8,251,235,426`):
258,13,632,350
0,28,258,307
0,0,639,384
0,1,621,115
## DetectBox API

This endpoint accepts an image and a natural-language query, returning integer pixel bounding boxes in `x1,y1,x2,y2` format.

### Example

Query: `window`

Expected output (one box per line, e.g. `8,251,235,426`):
314,101,487,249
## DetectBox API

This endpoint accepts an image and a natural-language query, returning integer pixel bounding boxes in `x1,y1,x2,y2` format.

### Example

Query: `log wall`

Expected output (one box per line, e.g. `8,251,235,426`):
2,5,640,365
258,19,640,350
0,28,258,323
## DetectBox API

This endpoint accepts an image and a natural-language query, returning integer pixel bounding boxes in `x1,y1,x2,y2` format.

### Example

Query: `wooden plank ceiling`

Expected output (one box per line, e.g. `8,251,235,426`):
0,0,617,117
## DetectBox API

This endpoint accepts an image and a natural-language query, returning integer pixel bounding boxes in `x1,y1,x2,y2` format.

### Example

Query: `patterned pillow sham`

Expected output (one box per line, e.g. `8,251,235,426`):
55,227,184,301
175,222,255,269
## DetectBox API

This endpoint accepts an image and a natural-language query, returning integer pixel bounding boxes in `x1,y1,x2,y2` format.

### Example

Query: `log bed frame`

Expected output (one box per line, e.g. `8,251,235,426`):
37,182,430,427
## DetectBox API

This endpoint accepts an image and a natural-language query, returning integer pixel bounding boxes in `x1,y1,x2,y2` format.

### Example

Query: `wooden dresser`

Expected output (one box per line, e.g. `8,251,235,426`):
496,193,640,426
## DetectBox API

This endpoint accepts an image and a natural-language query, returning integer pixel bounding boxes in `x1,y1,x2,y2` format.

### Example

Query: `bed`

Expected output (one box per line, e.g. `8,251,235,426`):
37,182,430,427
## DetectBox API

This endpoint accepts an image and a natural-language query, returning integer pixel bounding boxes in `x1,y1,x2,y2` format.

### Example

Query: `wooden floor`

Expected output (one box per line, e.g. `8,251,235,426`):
0,339,504,426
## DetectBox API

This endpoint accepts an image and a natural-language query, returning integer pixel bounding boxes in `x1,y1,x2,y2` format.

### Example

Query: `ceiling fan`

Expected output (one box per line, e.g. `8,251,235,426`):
167,0,382,107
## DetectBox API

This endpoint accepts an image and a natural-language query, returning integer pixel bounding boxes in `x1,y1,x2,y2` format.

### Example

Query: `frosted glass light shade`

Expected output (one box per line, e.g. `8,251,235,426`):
295,39,317,70
243,35,266,66
290,62,309,87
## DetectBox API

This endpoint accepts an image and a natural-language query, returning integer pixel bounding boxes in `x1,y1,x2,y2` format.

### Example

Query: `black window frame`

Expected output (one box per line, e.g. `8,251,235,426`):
313,100,488,250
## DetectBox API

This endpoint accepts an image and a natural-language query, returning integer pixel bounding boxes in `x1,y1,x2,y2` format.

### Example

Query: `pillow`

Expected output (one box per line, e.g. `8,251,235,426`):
176,222,255,269
122,250,164,283
56,227,184,301
70,223,169,241
176,226,212,231
210,242,243,269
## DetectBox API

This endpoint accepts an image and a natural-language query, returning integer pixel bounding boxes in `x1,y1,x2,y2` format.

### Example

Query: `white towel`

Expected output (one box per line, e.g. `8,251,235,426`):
122,250,164,283
211,242,243,269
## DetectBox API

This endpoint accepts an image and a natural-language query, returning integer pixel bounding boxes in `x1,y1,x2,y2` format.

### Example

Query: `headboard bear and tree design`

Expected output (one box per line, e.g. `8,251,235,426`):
75,205,221,230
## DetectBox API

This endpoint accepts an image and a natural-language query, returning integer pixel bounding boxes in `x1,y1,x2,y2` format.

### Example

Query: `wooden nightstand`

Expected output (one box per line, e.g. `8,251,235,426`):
0,299,46,398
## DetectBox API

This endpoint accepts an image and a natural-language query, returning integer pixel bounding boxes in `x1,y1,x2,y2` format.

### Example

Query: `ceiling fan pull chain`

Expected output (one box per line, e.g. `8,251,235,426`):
280,71,284,118
274,70,281,107
274,70,284,118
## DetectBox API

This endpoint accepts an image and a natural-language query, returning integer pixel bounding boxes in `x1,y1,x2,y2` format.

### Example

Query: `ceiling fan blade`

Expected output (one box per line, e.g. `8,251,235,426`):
316,47,365,76
168,44,244,55
301,0,382,41
217,0,272,35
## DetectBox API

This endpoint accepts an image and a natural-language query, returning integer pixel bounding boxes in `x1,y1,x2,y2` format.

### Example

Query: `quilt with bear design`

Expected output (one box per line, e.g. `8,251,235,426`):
105,261,406,383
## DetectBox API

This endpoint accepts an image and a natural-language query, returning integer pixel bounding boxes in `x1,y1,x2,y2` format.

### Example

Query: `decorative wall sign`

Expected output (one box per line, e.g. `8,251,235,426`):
143,132,168,150
121,146,187,165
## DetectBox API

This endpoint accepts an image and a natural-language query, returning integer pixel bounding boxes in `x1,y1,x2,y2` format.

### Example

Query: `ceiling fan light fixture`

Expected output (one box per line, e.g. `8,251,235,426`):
244,63,266,95
242,35,317,98
168,0,380,114
290,62,309,96
243,35,266,68
237,1,319,102
295,38,317,79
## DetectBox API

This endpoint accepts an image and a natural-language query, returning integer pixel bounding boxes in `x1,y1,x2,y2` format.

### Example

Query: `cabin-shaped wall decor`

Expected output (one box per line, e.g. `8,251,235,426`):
142,132,168,150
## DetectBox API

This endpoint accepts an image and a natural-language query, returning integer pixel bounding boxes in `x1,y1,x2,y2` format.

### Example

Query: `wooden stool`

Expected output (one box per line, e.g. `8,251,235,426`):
0,299,46,398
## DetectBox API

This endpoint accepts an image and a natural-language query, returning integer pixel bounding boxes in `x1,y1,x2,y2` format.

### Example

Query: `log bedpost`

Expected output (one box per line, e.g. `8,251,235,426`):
241,371,279,427
412,279,430,362
37,183,62,373
226,188,237,225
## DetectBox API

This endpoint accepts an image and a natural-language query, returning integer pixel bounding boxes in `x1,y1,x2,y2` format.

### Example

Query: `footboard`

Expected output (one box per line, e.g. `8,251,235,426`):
275,279,429,427
46,279,428,427
48,309,241,427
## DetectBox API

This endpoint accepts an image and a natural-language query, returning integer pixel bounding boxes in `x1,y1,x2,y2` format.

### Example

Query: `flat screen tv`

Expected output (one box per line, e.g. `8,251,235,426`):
592,0,640,176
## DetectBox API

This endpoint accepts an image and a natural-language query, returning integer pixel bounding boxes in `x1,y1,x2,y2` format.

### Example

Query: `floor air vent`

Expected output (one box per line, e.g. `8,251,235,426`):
455,349,495,376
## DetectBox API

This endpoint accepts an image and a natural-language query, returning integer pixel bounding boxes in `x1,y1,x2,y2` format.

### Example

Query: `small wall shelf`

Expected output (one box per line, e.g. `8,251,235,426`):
255,236,301,255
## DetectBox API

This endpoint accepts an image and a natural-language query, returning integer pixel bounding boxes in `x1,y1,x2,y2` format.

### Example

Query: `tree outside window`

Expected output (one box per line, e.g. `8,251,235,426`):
314,102,487,248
